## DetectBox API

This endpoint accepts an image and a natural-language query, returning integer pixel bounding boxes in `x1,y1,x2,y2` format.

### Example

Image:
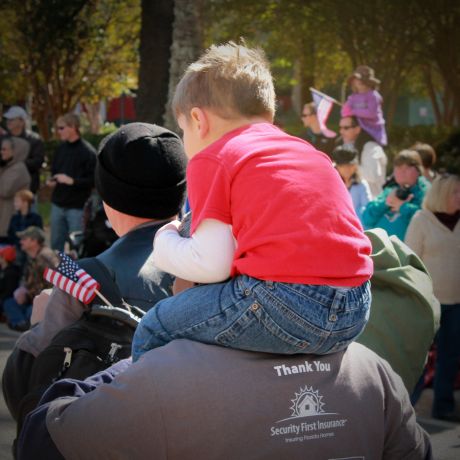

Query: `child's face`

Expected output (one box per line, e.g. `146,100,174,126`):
394,164,419,187
351,78,370,93
177,113,202,159
14,196,25,211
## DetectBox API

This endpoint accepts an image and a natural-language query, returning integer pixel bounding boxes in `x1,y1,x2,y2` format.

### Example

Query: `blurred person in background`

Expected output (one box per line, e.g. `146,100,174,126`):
405,174,460,422
0,137,31,240
0,245,21,323
332,145,372,222
300,102,336,156
362,149,430,240
411,142,438,183
3,106,44,196
338,115,387,197
47,113,96,252
7,189,43,266
3,226,57,332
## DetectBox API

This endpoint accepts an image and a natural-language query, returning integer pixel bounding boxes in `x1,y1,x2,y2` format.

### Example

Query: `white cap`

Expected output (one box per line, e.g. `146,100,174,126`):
3,106,28,121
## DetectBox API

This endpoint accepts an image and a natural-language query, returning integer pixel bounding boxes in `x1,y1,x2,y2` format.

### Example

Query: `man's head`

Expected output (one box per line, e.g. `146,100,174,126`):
301,102,318,128
95,123,187,235
173,42,275,123
339,116,361,144
17,226,46,256
332,145,359,180
393,150,423,187
56,113,80,142
3,106,28,136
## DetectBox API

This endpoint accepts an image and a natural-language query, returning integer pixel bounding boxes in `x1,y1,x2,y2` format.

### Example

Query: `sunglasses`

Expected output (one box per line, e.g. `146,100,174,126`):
57,126,67,130
301,113,312,118
339,125,357,130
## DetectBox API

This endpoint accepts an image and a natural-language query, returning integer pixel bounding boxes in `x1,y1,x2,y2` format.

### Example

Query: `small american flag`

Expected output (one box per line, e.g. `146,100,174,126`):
44,252,100,304
310,88,338,139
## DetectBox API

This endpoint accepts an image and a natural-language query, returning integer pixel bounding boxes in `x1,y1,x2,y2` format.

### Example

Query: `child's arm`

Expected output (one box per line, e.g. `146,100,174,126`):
152,218,236,283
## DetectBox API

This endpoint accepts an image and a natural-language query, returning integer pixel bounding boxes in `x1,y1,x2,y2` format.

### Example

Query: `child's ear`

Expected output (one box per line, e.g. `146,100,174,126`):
190,107,209,138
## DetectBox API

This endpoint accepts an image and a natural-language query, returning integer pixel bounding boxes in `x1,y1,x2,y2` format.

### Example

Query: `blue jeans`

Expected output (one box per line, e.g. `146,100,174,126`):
132,276,371,362
50,204,83,252
433,303,460,417
3,297,32,327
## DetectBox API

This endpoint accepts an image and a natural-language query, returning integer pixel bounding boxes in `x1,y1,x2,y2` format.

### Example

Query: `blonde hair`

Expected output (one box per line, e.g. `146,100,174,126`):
57,113,80,132
172,42,275,121
15,189,34,205
423,174,460,213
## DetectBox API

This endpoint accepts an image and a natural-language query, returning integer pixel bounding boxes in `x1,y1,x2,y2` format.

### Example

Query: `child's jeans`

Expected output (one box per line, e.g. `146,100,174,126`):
132,275,371,362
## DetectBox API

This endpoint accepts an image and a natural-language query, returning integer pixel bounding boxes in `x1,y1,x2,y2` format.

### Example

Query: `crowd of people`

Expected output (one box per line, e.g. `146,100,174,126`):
0,42,458,458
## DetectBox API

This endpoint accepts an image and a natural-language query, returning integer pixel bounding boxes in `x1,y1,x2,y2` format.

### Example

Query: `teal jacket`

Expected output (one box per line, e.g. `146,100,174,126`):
362,176,430,240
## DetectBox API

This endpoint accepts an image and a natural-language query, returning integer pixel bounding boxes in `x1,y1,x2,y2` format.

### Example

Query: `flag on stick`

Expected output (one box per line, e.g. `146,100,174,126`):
310,87,339,139
44,252,100,304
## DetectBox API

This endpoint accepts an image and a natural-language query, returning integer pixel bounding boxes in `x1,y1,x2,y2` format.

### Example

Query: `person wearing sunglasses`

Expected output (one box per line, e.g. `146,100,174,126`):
300,102,336,157
46,113,96,251
339,115,387,198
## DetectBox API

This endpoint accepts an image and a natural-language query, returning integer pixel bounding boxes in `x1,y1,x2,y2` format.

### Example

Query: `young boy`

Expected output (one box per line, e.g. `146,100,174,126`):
132,42,373,361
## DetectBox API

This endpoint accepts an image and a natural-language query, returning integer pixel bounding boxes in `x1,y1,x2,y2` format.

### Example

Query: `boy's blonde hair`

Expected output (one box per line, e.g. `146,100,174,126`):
172,42,275,121
423,174,460,213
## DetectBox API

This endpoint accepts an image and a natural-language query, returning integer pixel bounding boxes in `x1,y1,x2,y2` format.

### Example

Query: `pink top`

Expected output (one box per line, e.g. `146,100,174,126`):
342,90,387,146
187,123,373,286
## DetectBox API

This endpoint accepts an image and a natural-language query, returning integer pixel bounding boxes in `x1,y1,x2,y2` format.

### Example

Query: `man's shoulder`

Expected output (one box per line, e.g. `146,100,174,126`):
37,247,58,265
24,130,43,144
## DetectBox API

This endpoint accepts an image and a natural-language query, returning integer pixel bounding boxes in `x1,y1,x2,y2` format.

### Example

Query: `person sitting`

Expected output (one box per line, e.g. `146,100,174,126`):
0,245,21,323
132,42,373,362
332,145,372,221
2,122,187,426
3,227,57,332
7,189,43,266
405,174,460,421
362,149,430,240
341,65,387,146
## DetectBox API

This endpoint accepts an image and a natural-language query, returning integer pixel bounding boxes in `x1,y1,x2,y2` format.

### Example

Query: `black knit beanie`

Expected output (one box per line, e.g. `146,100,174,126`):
95,123,187,219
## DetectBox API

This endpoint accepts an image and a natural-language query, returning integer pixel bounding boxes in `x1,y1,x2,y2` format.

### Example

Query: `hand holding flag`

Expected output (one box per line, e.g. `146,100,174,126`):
310,87,340,139
44,252,100,304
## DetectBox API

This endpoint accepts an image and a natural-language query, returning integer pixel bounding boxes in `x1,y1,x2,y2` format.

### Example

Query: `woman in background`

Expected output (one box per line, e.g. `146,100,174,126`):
405,174,460,421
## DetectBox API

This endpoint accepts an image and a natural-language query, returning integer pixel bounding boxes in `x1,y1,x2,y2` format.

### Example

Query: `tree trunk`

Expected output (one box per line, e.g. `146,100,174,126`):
163,0,203,131
136,0,174,125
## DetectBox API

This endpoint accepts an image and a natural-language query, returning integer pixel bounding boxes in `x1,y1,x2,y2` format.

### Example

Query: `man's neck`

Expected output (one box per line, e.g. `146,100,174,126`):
67,133,80,143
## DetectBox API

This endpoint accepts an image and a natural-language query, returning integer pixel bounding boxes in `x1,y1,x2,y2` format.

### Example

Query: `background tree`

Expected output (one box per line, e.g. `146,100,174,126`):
136,0,174,125
0,0,139,139
163,0,204,130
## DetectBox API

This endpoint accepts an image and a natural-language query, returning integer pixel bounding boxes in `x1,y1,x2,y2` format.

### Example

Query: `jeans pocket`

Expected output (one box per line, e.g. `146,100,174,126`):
215,306,311,354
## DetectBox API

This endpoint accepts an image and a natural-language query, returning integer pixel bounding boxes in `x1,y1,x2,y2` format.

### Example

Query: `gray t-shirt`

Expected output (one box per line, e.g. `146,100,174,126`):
46,340,430,460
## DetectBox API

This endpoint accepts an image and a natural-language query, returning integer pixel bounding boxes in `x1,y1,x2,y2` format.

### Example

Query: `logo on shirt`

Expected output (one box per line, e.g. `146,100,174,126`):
270,385,348,443
276,386,337,423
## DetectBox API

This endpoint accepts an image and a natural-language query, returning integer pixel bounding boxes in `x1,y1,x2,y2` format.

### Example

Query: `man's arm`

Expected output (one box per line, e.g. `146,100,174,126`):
24,134,45,176
18,359,166,460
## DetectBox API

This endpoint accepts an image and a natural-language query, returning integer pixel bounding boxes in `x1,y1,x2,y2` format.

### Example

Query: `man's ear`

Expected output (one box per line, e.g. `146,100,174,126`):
190,107,209,139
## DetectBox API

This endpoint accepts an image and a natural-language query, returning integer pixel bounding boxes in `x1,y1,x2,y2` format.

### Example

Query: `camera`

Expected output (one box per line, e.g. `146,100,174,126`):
395,186,411,200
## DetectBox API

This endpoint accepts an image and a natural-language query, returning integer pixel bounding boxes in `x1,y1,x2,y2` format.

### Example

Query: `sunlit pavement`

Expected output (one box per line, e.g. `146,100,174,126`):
0,321,459,459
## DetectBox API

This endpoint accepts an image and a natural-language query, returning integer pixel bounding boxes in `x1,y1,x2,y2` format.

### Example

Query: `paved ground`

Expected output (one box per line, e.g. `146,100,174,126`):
0,322,459,459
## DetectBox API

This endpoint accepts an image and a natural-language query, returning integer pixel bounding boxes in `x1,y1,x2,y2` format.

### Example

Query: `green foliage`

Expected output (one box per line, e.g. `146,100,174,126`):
0,0,140,137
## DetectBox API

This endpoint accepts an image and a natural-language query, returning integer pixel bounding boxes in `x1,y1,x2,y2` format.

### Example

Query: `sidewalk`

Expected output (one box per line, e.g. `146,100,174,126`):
0,321,459,459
